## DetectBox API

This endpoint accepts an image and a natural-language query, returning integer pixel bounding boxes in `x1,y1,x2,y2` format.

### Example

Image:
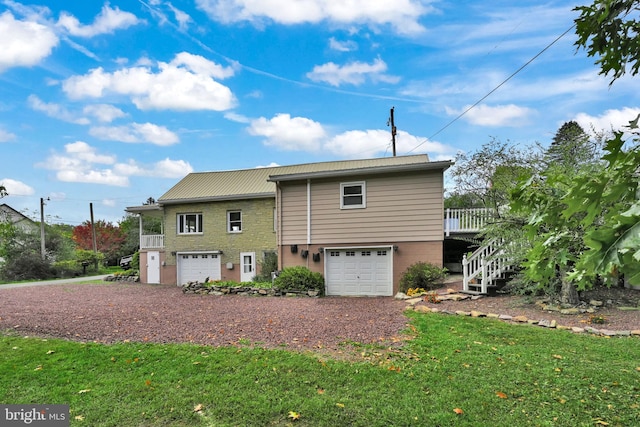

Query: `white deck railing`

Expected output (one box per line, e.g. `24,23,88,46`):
444,208,495,236
141,234,164,249
462,239,511,294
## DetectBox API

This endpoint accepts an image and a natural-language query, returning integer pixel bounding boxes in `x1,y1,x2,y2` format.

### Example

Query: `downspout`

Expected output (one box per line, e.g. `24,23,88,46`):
138,214,142,250
276,182,283,271
307,179,311,268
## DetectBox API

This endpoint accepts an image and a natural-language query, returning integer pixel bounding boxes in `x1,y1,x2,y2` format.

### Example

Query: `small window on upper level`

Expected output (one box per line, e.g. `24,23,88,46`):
228,210,242,232
340,181,366,209
177,213,203,234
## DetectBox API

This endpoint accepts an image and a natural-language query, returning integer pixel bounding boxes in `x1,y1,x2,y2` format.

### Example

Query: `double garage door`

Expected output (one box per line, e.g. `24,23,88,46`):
325,248,392,296
177,253,221,285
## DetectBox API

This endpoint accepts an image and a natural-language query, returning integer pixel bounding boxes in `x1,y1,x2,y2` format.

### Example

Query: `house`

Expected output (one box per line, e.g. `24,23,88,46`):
0,204,38,233
126,155,452,296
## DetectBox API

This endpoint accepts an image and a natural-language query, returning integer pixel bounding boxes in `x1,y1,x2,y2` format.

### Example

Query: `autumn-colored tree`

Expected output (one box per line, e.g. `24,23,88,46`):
72,220,125,265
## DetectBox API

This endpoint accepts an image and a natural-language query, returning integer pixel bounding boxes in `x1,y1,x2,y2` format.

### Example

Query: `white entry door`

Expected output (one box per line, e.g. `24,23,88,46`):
147,251,160,284
240,252,255,282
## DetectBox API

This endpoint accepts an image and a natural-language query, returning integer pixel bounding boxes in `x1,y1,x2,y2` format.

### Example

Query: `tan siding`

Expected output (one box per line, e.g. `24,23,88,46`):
280,183,308,244
307,171,444,244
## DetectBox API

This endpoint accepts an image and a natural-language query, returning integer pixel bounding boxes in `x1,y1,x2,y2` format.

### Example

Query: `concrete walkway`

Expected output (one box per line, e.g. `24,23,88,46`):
0,275,109,289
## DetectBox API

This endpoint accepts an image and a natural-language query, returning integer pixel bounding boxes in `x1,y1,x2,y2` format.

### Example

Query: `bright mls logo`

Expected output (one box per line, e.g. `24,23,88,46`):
1,405,69,426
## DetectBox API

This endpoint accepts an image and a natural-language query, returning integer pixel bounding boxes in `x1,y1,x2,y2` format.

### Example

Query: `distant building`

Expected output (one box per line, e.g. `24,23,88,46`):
0,204,38,233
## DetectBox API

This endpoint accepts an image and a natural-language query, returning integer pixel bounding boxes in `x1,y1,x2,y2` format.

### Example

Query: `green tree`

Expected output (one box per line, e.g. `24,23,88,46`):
544,121,598,170
574,0,640,84
448,138,541,210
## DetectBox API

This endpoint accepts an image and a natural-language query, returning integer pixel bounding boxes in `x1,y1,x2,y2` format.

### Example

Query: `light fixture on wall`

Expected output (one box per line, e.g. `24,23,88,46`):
312,253,321,262
318,247,324,252
393,245,399,252
301,249,309,258
290,244,298,254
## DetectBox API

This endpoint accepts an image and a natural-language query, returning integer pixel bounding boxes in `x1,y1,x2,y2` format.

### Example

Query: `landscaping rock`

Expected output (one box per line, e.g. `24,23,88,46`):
590,300,604,307
394,292,408,300
414,305,431,313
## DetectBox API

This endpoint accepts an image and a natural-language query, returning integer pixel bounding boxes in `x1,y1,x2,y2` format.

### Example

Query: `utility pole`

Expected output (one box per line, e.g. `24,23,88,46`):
387,107,397,157
40,197,49,261
90,203,98,270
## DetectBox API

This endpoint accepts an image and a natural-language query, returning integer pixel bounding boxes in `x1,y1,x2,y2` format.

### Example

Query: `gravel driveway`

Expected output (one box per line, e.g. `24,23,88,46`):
0,283,410,351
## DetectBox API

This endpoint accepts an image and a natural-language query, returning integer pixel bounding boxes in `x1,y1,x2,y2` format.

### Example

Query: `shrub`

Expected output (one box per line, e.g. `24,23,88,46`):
253,252,278,282
52,260,82,278
131,252,140,271
399,262,448,293
1,253,53,281
273,266,324,294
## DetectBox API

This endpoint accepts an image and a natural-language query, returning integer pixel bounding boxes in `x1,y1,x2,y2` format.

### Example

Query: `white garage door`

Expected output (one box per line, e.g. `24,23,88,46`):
177,253,221,285
325,248,392,296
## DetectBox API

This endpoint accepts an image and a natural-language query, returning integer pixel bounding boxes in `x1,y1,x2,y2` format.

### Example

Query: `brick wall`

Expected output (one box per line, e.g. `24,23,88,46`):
162,198,277,272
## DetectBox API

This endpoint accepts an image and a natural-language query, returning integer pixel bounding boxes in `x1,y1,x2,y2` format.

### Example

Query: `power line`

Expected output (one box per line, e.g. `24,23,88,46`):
408,24,576,153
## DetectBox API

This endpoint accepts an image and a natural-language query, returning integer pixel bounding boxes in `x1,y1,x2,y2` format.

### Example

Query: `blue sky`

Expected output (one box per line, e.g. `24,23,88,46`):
1,0,638,226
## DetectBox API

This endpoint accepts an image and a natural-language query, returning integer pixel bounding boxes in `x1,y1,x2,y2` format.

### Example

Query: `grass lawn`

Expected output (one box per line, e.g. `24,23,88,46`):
1,312,638,426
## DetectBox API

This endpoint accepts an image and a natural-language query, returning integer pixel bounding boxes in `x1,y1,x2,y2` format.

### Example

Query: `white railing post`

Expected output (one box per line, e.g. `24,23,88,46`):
445,208,451,237
462,254,468,291
481,258,488,294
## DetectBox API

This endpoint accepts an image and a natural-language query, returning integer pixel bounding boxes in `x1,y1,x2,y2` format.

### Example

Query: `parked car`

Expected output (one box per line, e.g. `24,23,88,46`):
119,254,134,270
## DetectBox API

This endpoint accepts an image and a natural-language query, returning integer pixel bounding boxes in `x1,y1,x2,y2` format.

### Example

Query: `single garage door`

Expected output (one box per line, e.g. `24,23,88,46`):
325,248,392,296
177,253,221,285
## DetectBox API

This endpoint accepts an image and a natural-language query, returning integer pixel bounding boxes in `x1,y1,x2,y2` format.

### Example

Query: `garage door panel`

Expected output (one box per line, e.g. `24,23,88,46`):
178,253,221,285
326,248,392,296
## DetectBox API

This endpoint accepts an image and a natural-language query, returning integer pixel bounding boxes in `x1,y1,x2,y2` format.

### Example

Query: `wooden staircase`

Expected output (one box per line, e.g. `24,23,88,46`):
462,239,513,295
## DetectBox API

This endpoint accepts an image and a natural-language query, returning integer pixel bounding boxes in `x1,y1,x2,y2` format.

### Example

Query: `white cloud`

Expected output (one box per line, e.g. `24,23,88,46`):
324,129,453,158
37,141,128,186
57,3,142,37
89,122,180,146
83,104,127,123
195,0,432,35
167,3,192,30
574,107,640,135
152,158,194,177
27,95,90,125
256,162,281,168
113,158,193,178
306,57,400,87
102,199,117,207
0,178,34,196
248,114,457,159
62,52,237,111
0,128,17,142
446,104,535,127
329,37,357,52
0,12,58,72
36,141,192,186
248,114,326,151
224,112,251,123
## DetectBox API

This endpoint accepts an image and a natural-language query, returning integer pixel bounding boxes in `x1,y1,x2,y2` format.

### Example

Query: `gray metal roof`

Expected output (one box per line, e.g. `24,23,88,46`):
155,154,450,205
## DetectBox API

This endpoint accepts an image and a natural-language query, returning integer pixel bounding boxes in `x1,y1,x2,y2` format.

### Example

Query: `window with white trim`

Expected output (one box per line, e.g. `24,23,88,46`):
340,181,366,209
177,213,203,234
228,210,242,232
